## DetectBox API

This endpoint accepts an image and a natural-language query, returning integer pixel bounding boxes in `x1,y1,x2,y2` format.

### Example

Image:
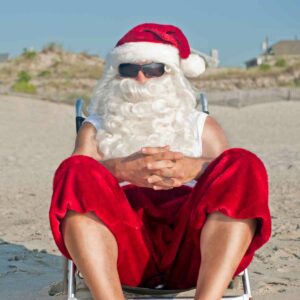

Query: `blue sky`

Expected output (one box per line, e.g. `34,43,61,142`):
0,0,299,66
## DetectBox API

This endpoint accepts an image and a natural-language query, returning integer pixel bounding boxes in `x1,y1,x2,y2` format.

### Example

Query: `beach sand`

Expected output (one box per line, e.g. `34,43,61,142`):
0,94,299,299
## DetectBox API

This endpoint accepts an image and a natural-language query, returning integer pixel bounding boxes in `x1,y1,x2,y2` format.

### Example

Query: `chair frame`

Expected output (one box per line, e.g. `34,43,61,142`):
64,94,253,300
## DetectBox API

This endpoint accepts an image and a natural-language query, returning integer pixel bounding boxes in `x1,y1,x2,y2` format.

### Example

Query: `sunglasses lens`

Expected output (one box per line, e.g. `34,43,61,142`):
143,63,165,78
118,64,139,78
118,63,165,78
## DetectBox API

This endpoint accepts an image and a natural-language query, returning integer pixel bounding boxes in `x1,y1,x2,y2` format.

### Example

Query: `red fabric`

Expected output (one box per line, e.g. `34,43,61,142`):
49,148,271,289
116,23,191,59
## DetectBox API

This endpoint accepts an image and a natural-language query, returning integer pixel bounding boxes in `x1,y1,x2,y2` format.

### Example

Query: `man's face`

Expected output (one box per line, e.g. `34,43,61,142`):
117,62,166,85
134,70,148,84
92,60,198,159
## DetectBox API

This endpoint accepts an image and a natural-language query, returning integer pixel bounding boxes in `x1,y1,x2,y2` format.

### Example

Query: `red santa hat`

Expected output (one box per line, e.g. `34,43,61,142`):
107,23,206,78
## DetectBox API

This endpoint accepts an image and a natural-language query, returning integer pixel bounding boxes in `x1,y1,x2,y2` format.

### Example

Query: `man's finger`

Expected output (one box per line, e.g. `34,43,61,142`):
171,178,182,187
147,175,165,184
152,151,184,161
147,160,175,170
152,178,181,190
155,169,175,178
141,145,169,155
148,176,175,187
153,179,175,190
153,185,173,190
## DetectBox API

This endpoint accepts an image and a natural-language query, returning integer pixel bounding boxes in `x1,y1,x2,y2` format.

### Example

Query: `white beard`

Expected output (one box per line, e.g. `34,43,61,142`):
89,67,199,159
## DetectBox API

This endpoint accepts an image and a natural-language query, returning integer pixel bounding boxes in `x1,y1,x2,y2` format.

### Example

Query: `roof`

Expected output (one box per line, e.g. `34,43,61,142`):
268,40,300,55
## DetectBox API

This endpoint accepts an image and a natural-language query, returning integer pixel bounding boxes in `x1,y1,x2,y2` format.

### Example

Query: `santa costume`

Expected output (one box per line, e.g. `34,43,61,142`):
49,23,271,289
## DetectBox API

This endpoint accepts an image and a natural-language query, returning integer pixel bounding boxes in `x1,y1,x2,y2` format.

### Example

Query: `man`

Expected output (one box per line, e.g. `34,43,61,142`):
49,23,271,300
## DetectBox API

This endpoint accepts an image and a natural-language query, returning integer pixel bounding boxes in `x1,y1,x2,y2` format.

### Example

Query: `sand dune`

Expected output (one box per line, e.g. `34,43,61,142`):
0,95,299,299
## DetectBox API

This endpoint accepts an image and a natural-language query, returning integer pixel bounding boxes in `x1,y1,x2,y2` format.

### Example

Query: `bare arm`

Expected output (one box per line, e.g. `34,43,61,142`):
201,115,229,158
72,123,124,181
190,115,229,180
72,122,103,160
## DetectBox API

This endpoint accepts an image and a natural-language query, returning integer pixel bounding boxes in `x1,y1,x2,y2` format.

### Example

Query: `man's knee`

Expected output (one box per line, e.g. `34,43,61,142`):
61,210,104,234
222,148,266,172
207,212,257,232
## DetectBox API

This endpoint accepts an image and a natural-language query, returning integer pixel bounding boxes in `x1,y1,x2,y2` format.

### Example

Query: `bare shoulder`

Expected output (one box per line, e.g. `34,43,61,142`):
72,122,103,160
202,115,230,158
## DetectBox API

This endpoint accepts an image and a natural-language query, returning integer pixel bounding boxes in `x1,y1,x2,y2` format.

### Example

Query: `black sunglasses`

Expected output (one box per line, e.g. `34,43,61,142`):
118,63,166,78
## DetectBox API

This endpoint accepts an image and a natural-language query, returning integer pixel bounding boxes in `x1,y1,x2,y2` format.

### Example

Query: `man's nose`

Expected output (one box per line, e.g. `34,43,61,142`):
135,70,148,84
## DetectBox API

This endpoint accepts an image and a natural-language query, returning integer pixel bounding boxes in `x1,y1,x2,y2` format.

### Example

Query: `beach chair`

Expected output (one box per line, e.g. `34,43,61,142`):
63,94,253,300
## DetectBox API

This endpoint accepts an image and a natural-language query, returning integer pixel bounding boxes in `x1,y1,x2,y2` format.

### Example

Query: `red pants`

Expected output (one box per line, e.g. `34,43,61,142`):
49,148,271,289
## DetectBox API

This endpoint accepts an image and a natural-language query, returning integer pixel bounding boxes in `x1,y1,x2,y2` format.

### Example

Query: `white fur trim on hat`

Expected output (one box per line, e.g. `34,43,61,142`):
107,42,179,67
181,54,206,77
107,42,205,77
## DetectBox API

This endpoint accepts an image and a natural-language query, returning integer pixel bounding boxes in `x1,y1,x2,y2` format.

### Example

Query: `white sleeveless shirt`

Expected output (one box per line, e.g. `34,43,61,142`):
83,111,208,157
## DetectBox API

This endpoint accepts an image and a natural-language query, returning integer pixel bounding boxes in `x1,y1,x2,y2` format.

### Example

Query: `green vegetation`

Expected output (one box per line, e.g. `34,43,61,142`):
42,42,64,53
294,79,300,87
275,58,287,68
18,70,31,82
38,70,51,77
259,63,271,71
12,70,37,94
22,48,37,59
12,81,37,94
55,64,103,79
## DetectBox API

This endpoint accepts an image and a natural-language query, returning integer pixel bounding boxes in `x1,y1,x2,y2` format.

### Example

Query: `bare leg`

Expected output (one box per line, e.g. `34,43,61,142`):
61,211,125,300
195,212,257,300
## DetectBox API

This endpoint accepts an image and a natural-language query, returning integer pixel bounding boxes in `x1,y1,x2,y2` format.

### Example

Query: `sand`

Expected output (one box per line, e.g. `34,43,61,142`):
0,94,299,299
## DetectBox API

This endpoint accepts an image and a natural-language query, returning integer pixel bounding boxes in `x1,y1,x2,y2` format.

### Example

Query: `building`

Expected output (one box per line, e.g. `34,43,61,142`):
0,53,9,63
245,39,300,68
267,40,300,56
191,48,220,68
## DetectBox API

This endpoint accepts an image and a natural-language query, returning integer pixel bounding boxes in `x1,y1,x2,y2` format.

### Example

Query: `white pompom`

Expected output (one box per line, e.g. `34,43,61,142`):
181,54,206,78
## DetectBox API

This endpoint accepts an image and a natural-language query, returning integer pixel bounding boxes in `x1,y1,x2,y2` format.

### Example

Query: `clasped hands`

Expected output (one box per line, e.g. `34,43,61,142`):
116,145,204,190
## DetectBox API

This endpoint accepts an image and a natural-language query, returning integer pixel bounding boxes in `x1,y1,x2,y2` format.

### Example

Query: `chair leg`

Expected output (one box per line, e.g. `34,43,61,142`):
67,259,77,300
63,257,69,294
242,268,252,299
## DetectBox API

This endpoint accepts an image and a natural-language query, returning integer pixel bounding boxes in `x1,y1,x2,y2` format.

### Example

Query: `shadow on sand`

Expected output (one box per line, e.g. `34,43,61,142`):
0,239,64,300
